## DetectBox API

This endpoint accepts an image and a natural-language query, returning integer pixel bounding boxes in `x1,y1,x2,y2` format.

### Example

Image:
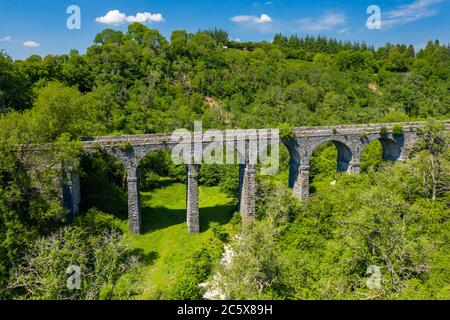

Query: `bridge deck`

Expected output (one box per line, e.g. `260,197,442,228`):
82,120,450,146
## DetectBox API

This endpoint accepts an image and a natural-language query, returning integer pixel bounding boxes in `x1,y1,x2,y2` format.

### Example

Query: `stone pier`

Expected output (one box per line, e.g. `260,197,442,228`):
289,161,310,199
127,165,142,234
62,168,80,221
239,164,256,222
348,160,361,174
186,164,200,234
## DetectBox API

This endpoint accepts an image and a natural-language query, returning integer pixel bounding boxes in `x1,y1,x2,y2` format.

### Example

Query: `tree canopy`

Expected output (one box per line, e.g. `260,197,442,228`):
0,24,449,300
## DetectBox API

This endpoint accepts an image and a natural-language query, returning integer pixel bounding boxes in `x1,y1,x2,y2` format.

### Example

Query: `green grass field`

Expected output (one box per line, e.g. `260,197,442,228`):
118,181,235,299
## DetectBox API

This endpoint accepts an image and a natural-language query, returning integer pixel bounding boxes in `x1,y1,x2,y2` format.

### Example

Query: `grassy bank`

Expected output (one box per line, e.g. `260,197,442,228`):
119,182,235,299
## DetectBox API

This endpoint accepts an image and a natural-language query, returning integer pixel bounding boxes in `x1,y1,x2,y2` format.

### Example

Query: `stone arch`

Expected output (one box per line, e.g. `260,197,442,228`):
135,147,200,234
103,146,143,234
333,140,353,172
281,139,310,198
81,144,175,235
78,147,128,220
308,139,354,173
222,139,252,166
283,141,301,165
286,136,360,199
365,134,404,162
136,147,174,188
378,136,403,161
283,141,302,189
252,139,299,195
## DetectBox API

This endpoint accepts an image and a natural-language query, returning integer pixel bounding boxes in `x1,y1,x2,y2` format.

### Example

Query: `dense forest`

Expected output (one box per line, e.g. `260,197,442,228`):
0,24,449,299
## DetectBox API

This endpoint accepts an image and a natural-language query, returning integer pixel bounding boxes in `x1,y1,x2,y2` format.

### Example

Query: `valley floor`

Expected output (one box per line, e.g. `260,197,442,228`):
119,182,234,299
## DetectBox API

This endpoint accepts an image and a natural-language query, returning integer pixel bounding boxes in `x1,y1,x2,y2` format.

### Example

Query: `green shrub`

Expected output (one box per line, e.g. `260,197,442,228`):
279,123,294,140
393,124,404,135
209,222,228,242
359,131,369,139
168,247,215,300
167,163,187,183
7,225,141,300
229,212,242,232
120,142,133,152
141,171,160,191
75,208,122,234
218,167,239,203
199,165,224,186
360,140,383,173
380,126,388,136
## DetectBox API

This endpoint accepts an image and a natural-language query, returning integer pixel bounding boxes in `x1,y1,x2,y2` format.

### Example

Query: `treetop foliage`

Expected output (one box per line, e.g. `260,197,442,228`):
0,24,449,300
1,24,449,137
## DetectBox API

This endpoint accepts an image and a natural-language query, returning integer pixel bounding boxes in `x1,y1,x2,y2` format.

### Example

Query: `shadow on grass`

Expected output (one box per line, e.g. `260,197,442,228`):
82,190,236,234
80,173,128,220
199,204,235,231
129,248,159,265
141,203,236,234
141,179,177,193
81,172,236,234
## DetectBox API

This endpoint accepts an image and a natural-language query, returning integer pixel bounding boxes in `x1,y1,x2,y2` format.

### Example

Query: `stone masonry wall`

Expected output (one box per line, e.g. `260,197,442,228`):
63,120,450,233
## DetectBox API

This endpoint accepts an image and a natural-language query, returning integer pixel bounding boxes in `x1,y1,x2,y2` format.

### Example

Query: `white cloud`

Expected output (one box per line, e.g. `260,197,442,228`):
252,1,272,8
231,15,254,23
23,41,40,48
338,27,351,34
231,13,273,24
126,12,165,23
0,36,40,47
96,10,164,26
256,14,273,23
95,10,127,25
296,13,347,32
383,0,444,28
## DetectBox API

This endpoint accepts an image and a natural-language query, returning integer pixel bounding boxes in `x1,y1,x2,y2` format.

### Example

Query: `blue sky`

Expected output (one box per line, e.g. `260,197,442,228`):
1,0,449,59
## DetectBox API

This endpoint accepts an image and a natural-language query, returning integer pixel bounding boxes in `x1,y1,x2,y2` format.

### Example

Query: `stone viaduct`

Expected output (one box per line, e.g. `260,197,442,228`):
62,121,450,235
